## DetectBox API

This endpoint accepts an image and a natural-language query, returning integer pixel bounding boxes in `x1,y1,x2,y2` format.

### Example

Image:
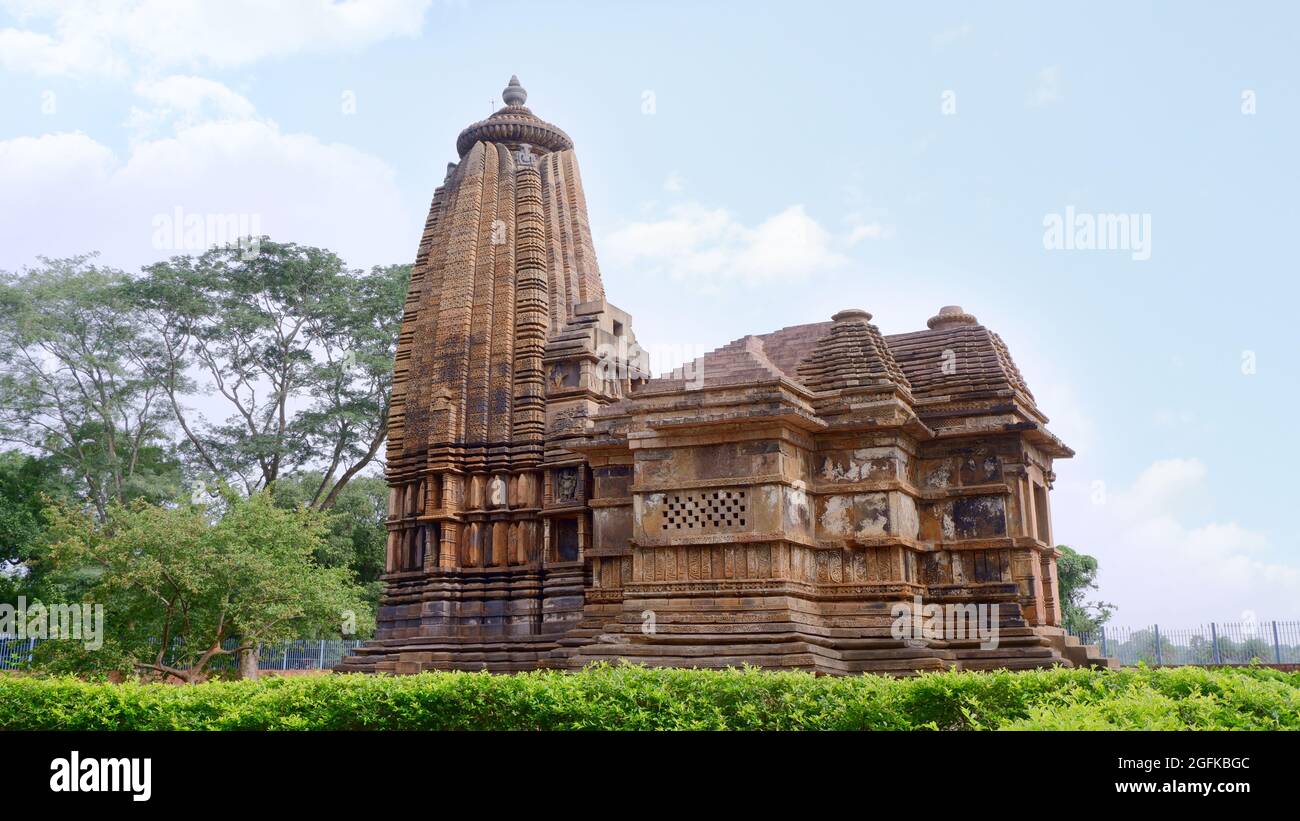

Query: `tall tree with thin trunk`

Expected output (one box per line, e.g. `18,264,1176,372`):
0,256,177,519
134,241,408,508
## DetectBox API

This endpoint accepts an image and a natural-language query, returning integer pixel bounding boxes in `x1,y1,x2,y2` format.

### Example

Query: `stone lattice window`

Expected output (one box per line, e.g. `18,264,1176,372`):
662,491,747,530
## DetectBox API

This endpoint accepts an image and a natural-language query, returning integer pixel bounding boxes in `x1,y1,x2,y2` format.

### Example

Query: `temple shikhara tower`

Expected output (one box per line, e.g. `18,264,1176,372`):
340,77,1108,675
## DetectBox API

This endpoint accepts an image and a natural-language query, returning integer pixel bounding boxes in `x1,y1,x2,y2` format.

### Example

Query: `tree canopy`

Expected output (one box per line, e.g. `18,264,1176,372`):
0,242,408,618
0,244,408,515
0,256,174,519
1056,544,1116,633
134,241,407,507
34,490,373,682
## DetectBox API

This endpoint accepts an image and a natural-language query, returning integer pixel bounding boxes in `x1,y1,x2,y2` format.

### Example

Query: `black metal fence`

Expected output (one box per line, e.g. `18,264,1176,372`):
5,623,1299,671
1066,622,1300,665
0,637,363,672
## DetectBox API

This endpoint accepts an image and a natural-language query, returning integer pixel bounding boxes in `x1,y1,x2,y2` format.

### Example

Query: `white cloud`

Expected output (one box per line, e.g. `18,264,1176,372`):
844,213,894,245
837,181,896,244
0,0,431,77
0,76,414,271
1058,457,1300,624
846,223,883,244
0,131,115,189
1108,513,1296,623
1113,457,1206,521
662,171,685,193
604,203,848,289
0,17,123,75
126,75,258,136
134,75,256,118
1028,66,1063,107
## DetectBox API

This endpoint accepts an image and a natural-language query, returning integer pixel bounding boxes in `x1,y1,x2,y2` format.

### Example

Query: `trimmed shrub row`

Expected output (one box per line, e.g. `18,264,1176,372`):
2,663,1297,731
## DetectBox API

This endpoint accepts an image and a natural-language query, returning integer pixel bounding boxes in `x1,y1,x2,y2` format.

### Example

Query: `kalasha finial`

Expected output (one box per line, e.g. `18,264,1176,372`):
832,308,872,323
927,305,979,330
502,75,527,106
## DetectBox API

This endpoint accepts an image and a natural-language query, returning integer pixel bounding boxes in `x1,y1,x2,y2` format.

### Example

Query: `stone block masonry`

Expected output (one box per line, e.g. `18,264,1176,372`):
338,79,1100,676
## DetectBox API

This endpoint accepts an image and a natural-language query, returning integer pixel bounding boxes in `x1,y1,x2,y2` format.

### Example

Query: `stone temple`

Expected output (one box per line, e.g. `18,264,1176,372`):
339,77,1108,675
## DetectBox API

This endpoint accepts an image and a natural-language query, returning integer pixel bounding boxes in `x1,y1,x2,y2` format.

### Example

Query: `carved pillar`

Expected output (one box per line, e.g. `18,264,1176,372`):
507,522,521,566
385,529,399,573
439,522,459,570
465,522,481,567
1040,550,1061,627
1012,549,1046,625
468,473,486,510
438,474,461,569
492,521,509,568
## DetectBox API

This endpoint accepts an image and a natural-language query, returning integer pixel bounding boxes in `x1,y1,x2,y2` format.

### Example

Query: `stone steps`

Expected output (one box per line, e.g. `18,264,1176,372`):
545,597,1072,675
1044,632,1120,670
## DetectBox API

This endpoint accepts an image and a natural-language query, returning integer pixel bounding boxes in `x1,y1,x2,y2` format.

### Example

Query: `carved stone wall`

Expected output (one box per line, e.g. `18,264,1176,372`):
338,82,1090,676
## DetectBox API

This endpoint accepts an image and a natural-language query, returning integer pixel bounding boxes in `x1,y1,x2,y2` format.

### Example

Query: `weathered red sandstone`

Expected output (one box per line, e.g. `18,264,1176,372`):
338,78,1112,675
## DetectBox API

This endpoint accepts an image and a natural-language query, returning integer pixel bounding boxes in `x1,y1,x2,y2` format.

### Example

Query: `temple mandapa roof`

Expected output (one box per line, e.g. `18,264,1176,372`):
635,305,1036,408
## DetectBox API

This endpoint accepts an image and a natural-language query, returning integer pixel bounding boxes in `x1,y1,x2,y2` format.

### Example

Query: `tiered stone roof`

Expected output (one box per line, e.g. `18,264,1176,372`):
633,334,786,394
627,304,1035,408
795,309,911,394
887,306,1033,403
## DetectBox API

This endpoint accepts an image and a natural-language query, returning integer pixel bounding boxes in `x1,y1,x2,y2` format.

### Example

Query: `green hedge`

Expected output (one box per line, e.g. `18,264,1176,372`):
1,663,1297,730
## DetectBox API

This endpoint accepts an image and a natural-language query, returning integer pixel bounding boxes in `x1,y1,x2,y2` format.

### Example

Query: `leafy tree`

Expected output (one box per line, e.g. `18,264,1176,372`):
295,260,408,510
0,450,74,601
134,241,408,508
270,471,387,606
34,490,373,682
1,246,407,517
1055,544,1115,634
0,256,178,518
1113,628,1177,665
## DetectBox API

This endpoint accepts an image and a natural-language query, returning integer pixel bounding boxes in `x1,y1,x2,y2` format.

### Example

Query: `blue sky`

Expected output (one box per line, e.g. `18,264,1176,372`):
1,1,1296,623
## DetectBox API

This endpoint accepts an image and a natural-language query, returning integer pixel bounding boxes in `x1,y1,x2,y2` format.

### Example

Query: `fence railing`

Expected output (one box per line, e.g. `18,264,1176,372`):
0,637,364,672
1066,621,1300,666
5,623,1299,671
